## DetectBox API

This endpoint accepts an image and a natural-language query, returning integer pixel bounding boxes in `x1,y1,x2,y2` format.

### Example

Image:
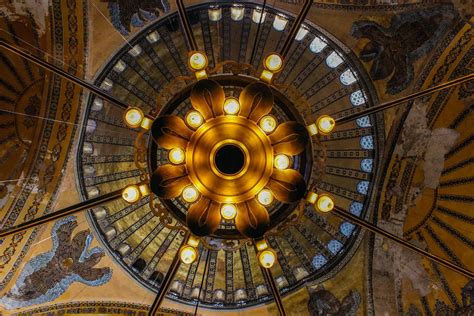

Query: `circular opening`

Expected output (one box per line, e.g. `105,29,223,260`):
214,144,245,175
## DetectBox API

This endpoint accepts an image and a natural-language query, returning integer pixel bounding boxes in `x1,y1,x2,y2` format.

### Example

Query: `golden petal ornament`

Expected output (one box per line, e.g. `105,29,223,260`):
186,197,221,236
267,168,306,203
235,199,270,238
239,82,274,122
269,121,309,155
151,115,193,150
150,164,190,199
190,79,225,119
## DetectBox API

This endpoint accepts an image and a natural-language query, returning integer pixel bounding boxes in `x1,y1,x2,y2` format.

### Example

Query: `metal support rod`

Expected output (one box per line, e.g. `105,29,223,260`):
0,190,122,238
193,248,211,316
261,266,287,316
253,240,286,315
280,0,313,59
148,230,190,316
176,0,198,51
331,206,474,279
336,73,474,124
249,0,267,65
0,40,129,109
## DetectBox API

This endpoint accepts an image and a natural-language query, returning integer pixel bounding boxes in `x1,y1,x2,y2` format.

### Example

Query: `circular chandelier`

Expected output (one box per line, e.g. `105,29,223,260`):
122,51,335,269
1,1,471,314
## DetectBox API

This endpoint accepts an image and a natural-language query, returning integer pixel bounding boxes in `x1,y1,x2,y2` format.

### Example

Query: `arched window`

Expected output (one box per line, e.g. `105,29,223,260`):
340,69,357,85
350,90,366,106
360,159,373,172
295,26,309,41
357,181,369,195
273,15,288,31
310,36,327,53
149,271,164,284
360,136,374,149
132,258,147,273
340,222,355,237
356,116,371,127
208,7,222,21
86,119,97,134
252,8,266,23
349,202,363,216
312,254,327,269
327,240,343,254
326,51,343,68
231,5,244,21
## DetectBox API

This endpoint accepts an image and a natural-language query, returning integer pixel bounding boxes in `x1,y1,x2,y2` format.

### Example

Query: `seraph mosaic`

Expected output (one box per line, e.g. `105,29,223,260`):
307,286,361,316
351,5,457,94
0,216,112,310
104,0,171,35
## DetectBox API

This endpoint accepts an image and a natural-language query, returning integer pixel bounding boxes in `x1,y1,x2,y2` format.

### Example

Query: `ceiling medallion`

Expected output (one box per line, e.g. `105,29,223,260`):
123,51,335,268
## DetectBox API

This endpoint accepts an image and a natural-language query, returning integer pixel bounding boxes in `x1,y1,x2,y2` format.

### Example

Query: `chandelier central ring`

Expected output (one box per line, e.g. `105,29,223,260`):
186,116,273,204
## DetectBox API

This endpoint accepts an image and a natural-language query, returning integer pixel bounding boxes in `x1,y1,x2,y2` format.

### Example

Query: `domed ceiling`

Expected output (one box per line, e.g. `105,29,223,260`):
75,3,382,308
0,1,472,315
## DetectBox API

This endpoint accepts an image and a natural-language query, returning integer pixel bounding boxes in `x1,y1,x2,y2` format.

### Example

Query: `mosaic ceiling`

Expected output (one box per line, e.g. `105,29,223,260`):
0,0,472,315
76,3,382,308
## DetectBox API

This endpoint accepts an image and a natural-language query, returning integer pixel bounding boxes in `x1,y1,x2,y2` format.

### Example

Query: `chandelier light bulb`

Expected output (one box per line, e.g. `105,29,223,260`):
274,154,290,170
182,185,199,203
307,123,318,136
258,249,276,268
257,189,273,206
122,185,141,203
220,204,237,220
316,115,335,135
306,191,318,204
169,148,185,164
264,53,283,72
189,52,208,71
317,194,334,212
124,107,144,128
180,245,198,264
223,97,240,115
185,111,204,129
259,115,277,134
187,236,200,248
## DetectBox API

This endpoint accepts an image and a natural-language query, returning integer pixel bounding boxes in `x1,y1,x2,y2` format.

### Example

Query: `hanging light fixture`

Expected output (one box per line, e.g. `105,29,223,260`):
122,184,150,204
259,115,277,133
255,239,277,269
124,107,152,130
220,204,237,220
185,110,204,129
223,97,240,115
274,154,290,170
182,185,199,203
169,148,186,164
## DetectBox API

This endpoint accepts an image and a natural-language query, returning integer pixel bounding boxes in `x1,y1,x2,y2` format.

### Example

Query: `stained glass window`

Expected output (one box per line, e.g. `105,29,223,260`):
309,36,327,53
328,240,343,254
350,90,366,106
357,181,369,195
340,69,357,85
273,15,288,31
361,159,373,172
350,202,363,216
312,254,327,269
326,51,343,68
360,136,374,149
340,222,355,237
295,26,309,41
356,116,371,127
